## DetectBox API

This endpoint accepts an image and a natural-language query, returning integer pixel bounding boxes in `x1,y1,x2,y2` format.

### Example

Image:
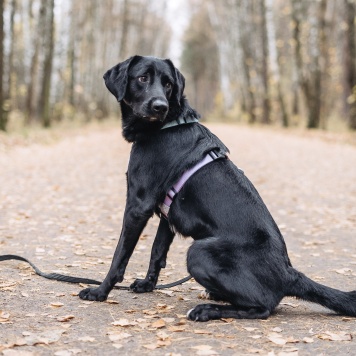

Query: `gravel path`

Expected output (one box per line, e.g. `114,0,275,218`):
0,123,355,355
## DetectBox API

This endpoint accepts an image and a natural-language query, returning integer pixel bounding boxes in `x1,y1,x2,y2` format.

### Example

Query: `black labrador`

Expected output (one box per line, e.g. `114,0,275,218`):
79,55,356,321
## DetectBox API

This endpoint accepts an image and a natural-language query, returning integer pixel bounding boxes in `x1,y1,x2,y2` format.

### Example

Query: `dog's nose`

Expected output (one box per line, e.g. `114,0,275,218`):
152,99,168,115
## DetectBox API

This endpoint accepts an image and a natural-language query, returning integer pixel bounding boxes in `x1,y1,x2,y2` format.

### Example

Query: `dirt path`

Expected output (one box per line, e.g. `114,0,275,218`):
0,123,355,356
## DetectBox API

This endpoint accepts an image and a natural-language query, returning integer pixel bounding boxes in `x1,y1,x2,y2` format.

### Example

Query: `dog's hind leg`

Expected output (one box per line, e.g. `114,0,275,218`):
187,304,270,321
186,238,275,321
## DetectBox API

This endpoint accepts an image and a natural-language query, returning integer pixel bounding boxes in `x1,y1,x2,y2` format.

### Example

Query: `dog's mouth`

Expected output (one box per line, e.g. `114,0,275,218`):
142,115,166,123
143,116,159,122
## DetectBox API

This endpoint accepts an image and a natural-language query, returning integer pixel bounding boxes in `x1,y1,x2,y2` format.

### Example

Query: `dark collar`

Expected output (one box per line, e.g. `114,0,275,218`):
161,116,199,130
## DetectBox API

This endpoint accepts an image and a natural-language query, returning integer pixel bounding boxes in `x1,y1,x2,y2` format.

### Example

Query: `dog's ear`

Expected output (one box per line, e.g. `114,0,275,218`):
103,56,141,102
165,59,185,103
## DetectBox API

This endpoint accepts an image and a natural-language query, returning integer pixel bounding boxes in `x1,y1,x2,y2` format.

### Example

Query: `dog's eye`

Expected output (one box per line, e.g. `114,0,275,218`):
138,76,148,83
165,82,172,90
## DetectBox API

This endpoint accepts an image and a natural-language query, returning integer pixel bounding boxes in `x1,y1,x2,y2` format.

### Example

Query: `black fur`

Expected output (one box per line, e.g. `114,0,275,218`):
79,56,356,321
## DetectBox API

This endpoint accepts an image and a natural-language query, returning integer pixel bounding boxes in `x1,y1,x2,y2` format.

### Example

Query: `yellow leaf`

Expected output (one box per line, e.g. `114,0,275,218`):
151,319,166,329
50,302,64,308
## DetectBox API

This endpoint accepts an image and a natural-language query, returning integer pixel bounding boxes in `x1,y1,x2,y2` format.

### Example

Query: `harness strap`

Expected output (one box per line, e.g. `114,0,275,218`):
160,150,226,217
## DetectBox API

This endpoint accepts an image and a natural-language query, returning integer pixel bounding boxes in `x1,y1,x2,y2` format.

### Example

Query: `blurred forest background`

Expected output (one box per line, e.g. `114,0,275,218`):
0,0,355,132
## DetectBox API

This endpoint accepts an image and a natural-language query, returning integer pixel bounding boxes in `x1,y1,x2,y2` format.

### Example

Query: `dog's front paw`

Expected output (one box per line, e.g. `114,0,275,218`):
79,287,108,301
130,278,155,293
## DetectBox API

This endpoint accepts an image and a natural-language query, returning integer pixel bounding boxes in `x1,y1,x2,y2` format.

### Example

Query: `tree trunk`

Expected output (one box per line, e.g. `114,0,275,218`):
291,0,326,129
39,0,55,128
343,0,356,130
266,0,289,127
119,0,130,59
260,0,271,124
6,0,16,109
26,0,45,125
0,0,6,131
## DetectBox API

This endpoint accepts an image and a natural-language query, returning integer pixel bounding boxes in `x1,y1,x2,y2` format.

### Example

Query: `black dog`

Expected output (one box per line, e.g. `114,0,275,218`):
79,56,356,321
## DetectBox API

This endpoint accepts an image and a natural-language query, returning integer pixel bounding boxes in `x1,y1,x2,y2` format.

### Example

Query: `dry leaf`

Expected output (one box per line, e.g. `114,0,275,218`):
267,332,287,345
162,317,175,323
3,351,36,356
0,311,10,323
272,327,283,333
22,329,65,346
57,315,75,322
50,302,64,308
78,336,95,342
157,339,171,347
303,337,314,343
107,331,132,342
242,327,258,332
143,344,158,350
334,268,352,275
54,351,72,356
151,319,166,329
247,348,265,354
168,325,186,332
112,344,123,349
111,319,137,327
191,345,219,356
106,299,119,304
156,331,171,341
318,331,352,341
194,330,212,335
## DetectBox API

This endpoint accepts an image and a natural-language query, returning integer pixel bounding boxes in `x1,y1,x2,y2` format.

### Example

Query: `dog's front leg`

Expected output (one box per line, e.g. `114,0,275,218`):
130,217,174,293
79,208,150,301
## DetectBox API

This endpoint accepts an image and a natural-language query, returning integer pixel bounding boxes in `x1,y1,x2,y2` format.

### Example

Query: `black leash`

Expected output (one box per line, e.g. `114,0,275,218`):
0,254,192,290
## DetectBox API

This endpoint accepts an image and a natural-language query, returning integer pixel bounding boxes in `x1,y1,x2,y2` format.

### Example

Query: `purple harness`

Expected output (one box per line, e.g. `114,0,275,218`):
159,150,225,217
159,116,226,217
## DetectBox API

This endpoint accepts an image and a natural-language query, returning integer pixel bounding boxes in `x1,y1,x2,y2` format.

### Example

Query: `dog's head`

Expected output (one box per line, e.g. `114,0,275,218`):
103,56,185,123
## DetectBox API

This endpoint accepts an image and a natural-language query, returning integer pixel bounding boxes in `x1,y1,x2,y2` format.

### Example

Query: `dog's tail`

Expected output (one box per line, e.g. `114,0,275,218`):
286,269,356,316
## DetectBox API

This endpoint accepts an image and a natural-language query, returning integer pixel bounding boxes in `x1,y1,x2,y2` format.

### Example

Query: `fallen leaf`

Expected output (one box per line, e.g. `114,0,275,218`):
3,351,36,356
106,299,119,304
168,325,186,332
191,345,219,355
194,330,212,335
272,327,283,333
318,331,352,341
162,317,175,323
151,319,166,329
0,311,10,323
22,329,65,346
111,319,137,327
107,332,132,342
50,302,64,308
54,351,72,356
334,268,352,275
267,332,287,345
112,344,123,349
157,331,171,341
157,339,171,347
78,336,95,342
303,337,314,343
57,315,75,322
221,318,234,323
242,327,258,332
143,344,158,350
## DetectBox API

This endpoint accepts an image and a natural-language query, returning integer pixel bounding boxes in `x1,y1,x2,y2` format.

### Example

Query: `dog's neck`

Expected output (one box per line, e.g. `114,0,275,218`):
119,98,200,143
